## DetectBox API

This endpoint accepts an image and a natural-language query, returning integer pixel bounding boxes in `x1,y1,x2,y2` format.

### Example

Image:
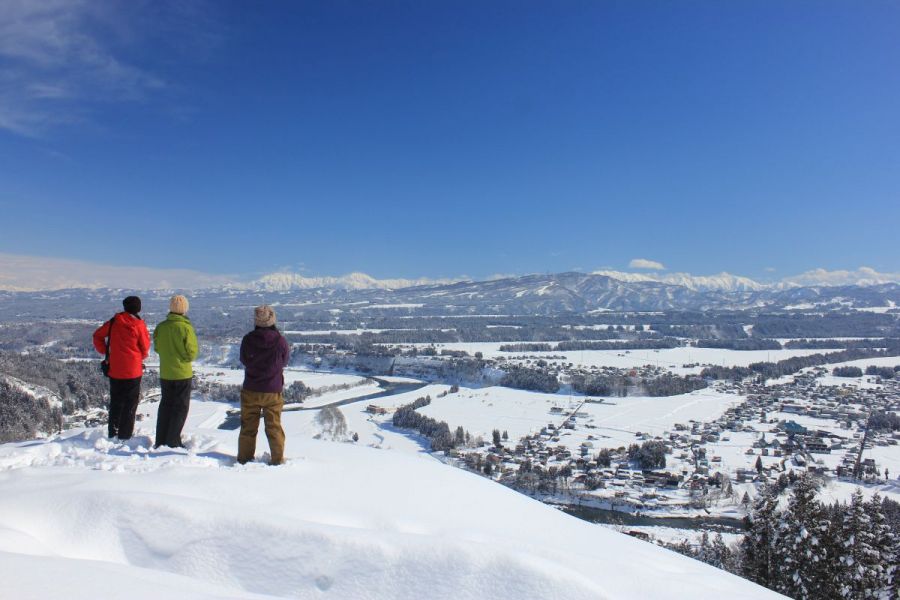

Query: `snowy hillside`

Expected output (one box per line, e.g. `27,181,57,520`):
0,399,781,599
592,270,770,292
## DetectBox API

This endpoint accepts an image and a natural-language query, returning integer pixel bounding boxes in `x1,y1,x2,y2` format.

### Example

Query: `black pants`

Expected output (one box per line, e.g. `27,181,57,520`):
156,378,192,448
109,377,142,439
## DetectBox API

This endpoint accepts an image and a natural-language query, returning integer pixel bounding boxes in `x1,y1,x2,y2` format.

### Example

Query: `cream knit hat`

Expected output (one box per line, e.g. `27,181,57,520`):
169,295,189,315
254,305,276,327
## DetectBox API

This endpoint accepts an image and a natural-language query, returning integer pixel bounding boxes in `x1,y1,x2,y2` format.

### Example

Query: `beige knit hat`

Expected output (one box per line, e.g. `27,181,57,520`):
254,305,276,327
169,295,189,315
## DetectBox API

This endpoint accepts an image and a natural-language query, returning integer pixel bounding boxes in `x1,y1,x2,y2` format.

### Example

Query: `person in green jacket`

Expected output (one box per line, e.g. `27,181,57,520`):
153,295,199,448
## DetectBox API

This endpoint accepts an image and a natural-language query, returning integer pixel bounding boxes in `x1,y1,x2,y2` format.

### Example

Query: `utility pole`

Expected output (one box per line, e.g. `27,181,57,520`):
853,411,873,481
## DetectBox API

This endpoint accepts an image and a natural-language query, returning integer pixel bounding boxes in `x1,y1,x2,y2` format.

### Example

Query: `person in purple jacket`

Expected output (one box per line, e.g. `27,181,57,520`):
237,305,290,465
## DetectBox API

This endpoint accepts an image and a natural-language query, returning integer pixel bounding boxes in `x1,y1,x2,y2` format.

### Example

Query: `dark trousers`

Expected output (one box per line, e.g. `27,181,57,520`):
108,377,142,439
156,378,192,448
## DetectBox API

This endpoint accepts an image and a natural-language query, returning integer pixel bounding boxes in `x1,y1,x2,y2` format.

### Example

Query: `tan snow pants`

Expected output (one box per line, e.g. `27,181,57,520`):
238,390,285,465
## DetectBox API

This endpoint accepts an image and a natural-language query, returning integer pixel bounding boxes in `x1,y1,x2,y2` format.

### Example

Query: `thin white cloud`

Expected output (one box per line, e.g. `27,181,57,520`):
780,267,900,287
0,253,238,291
0,0,218,136
0,253,462,291
485,273,518,281
628,258,666,271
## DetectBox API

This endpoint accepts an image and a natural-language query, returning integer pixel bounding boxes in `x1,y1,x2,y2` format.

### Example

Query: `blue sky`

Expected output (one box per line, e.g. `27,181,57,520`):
0,0,898,283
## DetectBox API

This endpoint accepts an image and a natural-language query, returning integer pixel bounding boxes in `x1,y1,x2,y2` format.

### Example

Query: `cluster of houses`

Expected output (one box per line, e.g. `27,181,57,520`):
720,367,899,480
436,364,900,512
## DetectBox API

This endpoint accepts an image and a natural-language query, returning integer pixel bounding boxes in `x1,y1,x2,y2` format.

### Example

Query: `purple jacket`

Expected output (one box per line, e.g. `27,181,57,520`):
239,327,291,393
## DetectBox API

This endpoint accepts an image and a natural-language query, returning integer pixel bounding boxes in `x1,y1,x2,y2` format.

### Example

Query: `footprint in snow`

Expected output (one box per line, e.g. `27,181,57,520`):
314,575,333,591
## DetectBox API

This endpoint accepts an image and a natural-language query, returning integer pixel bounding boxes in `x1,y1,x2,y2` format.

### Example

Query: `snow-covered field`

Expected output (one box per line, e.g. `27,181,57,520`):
284,383,452,452
0,398,779,599
409,343,840,375
284,328,455,334
193,365,367,390
191,365,388,407
419,386,744,450
815,355,900,371
608,524,742,548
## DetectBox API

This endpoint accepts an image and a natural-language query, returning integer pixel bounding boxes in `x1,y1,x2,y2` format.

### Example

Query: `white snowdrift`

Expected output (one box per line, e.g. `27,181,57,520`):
0,404,782,600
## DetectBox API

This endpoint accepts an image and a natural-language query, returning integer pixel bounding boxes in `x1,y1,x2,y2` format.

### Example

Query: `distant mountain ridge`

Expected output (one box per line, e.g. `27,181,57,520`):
253,271,461,291
359,272,900,314
1,270,899,316
251,269,777,293
2,251,898,294
592,270,773,292
252,268,900,295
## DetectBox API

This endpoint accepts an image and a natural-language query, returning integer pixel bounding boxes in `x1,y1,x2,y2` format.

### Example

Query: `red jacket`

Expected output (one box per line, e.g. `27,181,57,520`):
93,312,150,379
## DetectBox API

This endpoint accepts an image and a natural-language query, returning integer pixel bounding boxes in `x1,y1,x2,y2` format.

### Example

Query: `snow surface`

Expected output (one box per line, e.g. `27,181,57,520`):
419,386,744,448
0,398,781,599
193,365,367,390
409,344,839,375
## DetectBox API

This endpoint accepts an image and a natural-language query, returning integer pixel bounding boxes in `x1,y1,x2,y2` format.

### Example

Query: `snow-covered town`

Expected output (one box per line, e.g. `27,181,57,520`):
430,360,900,516
317,345,900,518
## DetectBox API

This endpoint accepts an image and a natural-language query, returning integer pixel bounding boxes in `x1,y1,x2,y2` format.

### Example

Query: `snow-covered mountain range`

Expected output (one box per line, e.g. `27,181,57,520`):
592,270,771,292
250,268,900,295
253,271,461,291
342,273,900,314
2,252,899,294
1,273,898,319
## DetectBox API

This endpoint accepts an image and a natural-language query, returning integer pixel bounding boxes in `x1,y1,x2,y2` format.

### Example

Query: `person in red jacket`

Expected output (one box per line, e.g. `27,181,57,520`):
92,296,151,440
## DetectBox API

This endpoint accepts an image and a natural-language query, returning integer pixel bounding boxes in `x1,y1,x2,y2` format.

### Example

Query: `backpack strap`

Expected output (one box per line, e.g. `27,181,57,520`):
105,314,117,364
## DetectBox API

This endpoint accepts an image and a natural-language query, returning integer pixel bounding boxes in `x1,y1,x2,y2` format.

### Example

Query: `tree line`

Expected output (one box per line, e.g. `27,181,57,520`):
497,338,681,353
392,395,473,452
750,313,900,339
499,366,561,393
569,372,707,397
0,350,160,442
700,348,899,380
696,338,782,351
784,338,900,349
0,378,62,443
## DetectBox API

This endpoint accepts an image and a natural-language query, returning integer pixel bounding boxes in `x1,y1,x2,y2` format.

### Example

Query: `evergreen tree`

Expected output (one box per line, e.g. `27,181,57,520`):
696,531,715,565
741,485,780,588
454,425,466,447
711,533,735,573
835,489,882,598
774,475,832,599
492,428,502,448
596,448,612,467
868,493,897,598
668,539,695,560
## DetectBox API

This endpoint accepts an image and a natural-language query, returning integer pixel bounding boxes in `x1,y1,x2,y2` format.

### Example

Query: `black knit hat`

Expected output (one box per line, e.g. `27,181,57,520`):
123,296,142,315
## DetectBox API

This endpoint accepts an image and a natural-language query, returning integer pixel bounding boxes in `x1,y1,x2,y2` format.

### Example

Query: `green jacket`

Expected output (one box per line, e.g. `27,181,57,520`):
153,313,199,380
